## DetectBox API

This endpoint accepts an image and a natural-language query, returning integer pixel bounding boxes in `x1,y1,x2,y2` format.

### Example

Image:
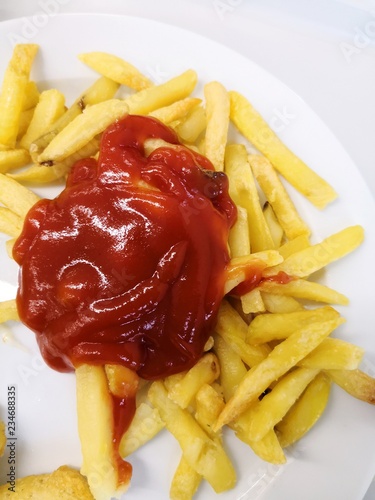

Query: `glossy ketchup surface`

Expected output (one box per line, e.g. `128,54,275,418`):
14,115,236,381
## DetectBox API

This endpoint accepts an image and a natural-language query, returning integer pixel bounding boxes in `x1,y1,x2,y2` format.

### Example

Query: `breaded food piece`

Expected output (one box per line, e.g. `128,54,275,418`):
0,465,94,499
0,421,5,456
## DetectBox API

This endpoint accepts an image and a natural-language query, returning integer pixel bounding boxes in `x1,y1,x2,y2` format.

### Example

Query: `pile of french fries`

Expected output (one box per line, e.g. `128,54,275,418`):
0,44,374,500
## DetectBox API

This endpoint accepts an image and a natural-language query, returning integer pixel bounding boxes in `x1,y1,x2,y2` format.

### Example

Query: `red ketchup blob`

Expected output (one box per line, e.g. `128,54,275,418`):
13,115,237,380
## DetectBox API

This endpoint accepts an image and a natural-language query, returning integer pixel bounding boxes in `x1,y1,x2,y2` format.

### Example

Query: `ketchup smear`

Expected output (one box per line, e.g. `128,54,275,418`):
14,115,237,377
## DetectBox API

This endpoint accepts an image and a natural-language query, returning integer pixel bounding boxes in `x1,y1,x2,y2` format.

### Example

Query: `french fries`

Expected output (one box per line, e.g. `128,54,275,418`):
263,225,364,278
0,208,24,238
242,367,320,442
0,173,40,218
37,99,128,164
0,149,31,174
118,402,165,457
75,364,131,500
229,90,337,208
0,42,373,500
214,316,345,430
247,306,341,344
124,70,197,115
224,144,274,252
327,369,375,404
30,76,119,160
167,353,220,409
0,44,39,148
0,299,19,323
249,154,310,239
170,456,202,500
204,81,230,171
148,381,236,493
19,88,66,150
78,51,153,91
276,372,331,448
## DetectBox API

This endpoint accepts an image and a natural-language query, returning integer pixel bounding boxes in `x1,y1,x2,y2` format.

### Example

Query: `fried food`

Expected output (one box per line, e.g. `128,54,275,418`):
0,466,94,499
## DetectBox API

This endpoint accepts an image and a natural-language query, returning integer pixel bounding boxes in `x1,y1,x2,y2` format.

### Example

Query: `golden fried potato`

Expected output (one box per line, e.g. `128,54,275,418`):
0,44,39,148
0,466,94,499
0,421,5,457
78,51,153,91
229,90,337,208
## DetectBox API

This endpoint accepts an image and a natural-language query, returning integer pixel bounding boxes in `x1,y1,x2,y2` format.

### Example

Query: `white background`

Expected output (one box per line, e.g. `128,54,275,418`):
1,0,375,498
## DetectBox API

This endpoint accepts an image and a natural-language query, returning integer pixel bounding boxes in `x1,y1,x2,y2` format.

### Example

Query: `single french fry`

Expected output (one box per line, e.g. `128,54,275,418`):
300,338,364,370
119,402,165,457
78,51,153,91
261,292,304,313
225,250,283,294
263,226,364,278
195,383,225,439
214,335,247,402
170,455,202,500
244,367,320,442
9,163,67,184
278,234,310,260
143,137,181,156
241,288,266,314
0,208,23,238
0,300,19,323
228,205,250,258
247,306,340,344
11,137,100,184
6,238,16,258
20,88,66,150
0,174,40,218
204,81,230,171
17,108,35,140
214,316,345,430
327,369,375,404
167,353,220,409
0,149,31,174
229,90,337,208
176,105,206,144
30,76,119,160
124,70,197,115
149,97,201,125
38,99,128,164
75,364,131,500
224,144,274,252
163,371,187,393
215,301,271,368
0,44,39,148
105,364,139,399
234,425,286,464
258,278,349,305
22,81,40,111
250,154,310,239
148,381,236,493
262,202,284,248
276,372,331,448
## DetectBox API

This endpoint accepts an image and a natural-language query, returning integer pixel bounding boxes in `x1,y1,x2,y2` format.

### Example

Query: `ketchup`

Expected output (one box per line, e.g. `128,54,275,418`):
13,115,237,380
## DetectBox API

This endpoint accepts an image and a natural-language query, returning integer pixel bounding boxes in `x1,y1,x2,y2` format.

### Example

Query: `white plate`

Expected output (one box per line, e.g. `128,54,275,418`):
1,13,375,500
